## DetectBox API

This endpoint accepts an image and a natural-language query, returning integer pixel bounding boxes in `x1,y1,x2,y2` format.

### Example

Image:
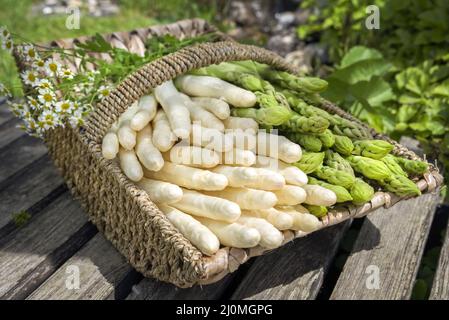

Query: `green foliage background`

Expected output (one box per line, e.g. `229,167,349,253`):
298,0,449,195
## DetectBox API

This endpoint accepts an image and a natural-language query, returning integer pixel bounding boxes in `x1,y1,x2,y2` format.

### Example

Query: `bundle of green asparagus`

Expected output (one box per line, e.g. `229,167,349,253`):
188,60,429,203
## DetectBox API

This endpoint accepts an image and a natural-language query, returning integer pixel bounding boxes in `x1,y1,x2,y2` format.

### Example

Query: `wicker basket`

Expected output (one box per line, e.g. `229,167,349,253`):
13,19,443,288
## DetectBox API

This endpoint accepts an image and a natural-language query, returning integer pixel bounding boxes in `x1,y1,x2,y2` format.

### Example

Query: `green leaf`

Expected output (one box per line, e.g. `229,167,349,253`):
348,77,395,107
411,279,428,300
321,77,350,103
331,59,392,85
340,46,383,68
432,79,449,97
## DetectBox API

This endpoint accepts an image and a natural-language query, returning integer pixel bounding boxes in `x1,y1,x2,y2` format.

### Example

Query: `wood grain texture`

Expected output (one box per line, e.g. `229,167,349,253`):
27,234,134,300
0,118,24,149
330,192,440,300
126,274,235,300
0,192,89,298
0,101,13,126
0,135,47,183
430,214,449,300
231,222,351,300
0,155,63,230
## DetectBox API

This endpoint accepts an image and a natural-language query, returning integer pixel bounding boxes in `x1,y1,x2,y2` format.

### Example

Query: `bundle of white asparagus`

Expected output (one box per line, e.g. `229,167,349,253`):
101,75,337,256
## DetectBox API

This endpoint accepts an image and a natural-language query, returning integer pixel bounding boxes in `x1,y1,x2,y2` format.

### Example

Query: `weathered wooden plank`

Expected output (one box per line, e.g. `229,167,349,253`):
429,211,449,300
231,222,351,300
330,192,439,300
0,155,64,231
0,118,24,149
27,234,135,300
0,192,93,298
0,135,47,183
0,100,13,126
126,274,235,300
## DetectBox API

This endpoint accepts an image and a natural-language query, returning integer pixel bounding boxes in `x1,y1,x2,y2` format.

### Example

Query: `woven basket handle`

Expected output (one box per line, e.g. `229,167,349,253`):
83,41,297,143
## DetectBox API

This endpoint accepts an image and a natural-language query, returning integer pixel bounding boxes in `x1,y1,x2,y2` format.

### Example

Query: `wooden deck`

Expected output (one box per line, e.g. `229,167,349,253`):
0,99,447,300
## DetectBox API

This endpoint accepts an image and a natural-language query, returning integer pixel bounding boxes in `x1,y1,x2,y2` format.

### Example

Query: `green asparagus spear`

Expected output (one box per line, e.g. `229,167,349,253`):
325,150,355,176
312,166,356,188
381,154,407,177
303,204,328,218
285,132,322,152
332,135,354,156
279,112,329,134
346,155,391,181
232,107,291,126
317,129,335,148
393,157,429,176
379,175,421,197
308,177,353,203
293,151,325,174
231,60,328,93
352,140,394,159
350,178,375,205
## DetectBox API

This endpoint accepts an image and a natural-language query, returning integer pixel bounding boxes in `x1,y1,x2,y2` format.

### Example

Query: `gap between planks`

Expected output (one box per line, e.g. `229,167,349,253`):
330,192,440,300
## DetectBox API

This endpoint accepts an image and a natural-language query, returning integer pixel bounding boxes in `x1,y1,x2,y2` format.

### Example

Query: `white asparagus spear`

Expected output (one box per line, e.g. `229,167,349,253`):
237,215,283,249
154,80,191,139
135,125,164,171
175,75,257,108
191,124,233,152
225,129,257,151
255,155,308,186
276,205,322,232
303,184,337,206
256,131,302,163
242,168,285,190
273,185,307,205
195,216,261,248
172,189,240,222
159,205,219,256
221,148,256,167
180,93,225,131
168,145,220,168
144,162,228,191
117,102,140,150
152,109,177,152
137,178,182,204
130,94,158,131
243,208,293,231
102,131,119,159
205,187,277,210
119,147,143,182
211,165,258,188
223,117,258,132
190,97,230,120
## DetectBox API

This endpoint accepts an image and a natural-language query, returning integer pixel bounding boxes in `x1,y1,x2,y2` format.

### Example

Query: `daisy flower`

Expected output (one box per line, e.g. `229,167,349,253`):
55,100,74,114
38,88,56,107
97,85,112,100
60,68,74,80
1,38,13,52
21,44,39,62
27,96,41,110
37,78,53,90
44,59,61,77
21,70,40,86
32,59,46,71
38,110,60,130
0,26,10,40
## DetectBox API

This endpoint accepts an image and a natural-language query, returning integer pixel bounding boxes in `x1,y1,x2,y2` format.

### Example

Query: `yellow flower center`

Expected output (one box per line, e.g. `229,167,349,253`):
61,103,70,110
28,49,35,58
27,73,36,82
101,89,109,96
37,61,45,67
6,41,12,49
2,30,8,37
49,63,58,72
43,93,53,102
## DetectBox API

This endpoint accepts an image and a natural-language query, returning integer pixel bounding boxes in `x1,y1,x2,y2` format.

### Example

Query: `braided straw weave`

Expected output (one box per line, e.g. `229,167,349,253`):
14,19,443,287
